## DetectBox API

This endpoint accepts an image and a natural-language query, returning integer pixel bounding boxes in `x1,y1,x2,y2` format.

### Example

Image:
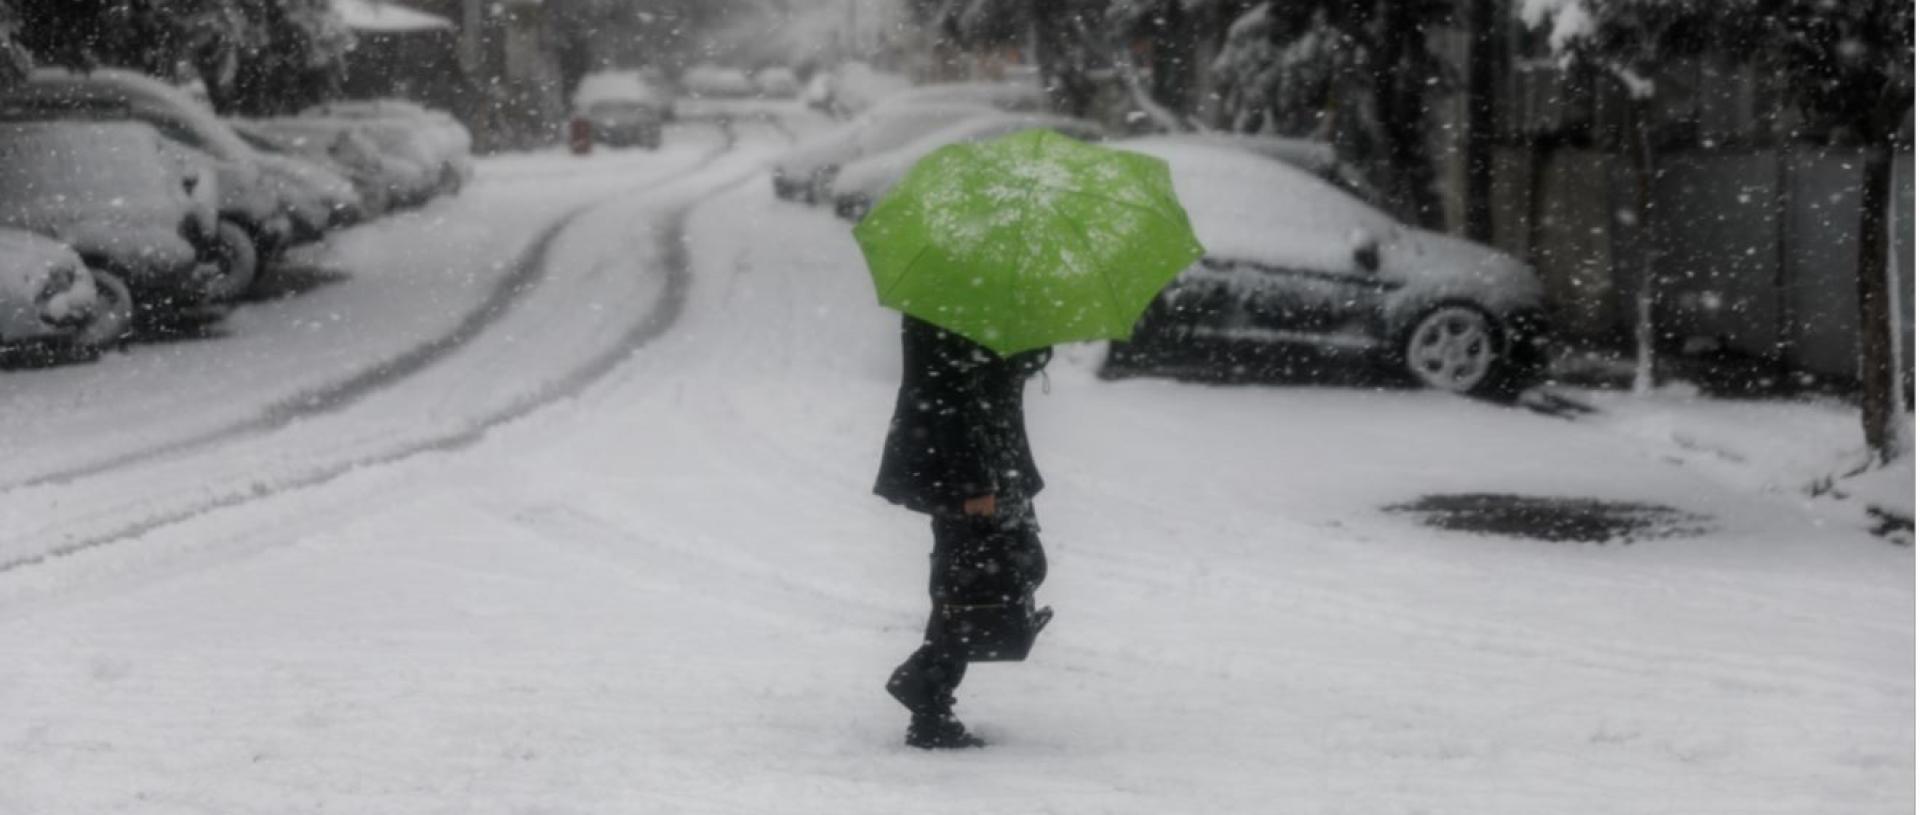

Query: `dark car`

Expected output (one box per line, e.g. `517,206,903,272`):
1104,138,1551,399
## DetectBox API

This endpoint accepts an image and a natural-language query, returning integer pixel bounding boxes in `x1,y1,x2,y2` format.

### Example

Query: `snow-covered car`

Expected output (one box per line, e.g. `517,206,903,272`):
0,228,132,350
1104,138,1550,398
1154,132,1382,209
681,64,757,99
771,101,998,204
830,113,1110,221
235,118,434,212
255,147,365,235
301,99,474,192
0,68,294,255
572,70,674,149
806,61,912,116
231,124,369,225
752,67,801,99
0,121,254,309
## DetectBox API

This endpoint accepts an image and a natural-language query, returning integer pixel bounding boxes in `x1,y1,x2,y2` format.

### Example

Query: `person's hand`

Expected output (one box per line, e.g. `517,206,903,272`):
962,494,996,517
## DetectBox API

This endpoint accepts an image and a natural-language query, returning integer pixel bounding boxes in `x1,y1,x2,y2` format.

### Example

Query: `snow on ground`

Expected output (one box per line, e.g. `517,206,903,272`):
0,131,727,490
0,113,1911,813
1572,385,1916,540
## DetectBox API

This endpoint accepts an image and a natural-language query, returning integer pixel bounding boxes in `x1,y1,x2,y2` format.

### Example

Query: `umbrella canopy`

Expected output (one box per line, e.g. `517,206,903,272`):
852,128,1204,356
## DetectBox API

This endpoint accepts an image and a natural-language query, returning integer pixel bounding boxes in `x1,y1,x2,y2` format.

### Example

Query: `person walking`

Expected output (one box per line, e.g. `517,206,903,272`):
851,129,1204,749
875,314,1052,749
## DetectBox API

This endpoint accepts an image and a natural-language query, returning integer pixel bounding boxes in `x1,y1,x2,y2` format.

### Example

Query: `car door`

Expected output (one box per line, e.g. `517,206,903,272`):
1228,238,1393,350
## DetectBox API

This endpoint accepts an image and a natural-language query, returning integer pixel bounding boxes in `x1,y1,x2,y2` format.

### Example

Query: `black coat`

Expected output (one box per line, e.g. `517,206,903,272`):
874,316,1050,516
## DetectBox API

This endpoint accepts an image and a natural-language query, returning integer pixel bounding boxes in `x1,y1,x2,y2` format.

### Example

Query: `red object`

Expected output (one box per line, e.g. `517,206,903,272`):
567,117,592,155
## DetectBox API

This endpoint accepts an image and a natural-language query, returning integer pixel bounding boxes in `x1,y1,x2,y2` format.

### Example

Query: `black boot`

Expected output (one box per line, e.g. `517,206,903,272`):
906,712,985,749
886,648,965,714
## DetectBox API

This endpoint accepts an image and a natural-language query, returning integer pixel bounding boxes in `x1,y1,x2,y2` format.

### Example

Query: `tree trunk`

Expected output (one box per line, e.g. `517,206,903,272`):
1627,97,1659,394
1856,146,1898,458
1147,1,1196,116
1463,0,1495,242
1370,0,1443,229
1031,0,1095,118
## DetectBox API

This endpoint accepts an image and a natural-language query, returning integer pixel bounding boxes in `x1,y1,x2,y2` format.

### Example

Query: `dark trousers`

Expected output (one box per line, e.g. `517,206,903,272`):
887,502,1047,715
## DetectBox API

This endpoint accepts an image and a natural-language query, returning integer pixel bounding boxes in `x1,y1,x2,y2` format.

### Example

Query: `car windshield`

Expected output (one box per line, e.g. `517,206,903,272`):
0,124,173,205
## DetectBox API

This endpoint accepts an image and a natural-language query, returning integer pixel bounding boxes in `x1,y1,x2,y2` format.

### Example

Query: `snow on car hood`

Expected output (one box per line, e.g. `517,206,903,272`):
258,152,359,212
1381,228,1545,317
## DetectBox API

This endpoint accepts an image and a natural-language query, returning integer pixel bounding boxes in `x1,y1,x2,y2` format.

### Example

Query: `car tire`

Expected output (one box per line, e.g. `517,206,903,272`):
201,219,259,304
72,271,134,349
1399,304,1508,398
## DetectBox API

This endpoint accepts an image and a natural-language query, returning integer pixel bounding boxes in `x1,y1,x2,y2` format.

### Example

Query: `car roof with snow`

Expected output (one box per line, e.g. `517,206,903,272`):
9,67,257,163
574,71,669,110
1115,137,1399,271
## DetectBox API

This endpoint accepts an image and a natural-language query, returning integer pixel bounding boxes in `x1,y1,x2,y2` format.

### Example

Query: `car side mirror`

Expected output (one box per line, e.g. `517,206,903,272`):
1351,235,1381,273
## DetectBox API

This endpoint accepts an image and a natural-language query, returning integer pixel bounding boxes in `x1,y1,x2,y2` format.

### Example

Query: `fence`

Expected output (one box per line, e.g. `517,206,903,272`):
1488,145,1915,385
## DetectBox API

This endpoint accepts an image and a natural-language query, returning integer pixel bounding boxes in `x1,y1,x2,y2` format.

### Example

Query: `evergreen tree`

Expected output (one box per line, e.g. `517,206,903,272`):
6,0,352,114
212,0,353,115
0,0,27,86
908,0,1106,116
1210,0,1452,228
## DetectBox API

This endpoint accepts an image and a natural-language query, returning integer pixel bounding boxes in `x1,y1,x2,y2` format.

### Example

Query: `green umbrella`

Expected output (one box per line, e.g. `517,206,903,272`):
852,128,1205,357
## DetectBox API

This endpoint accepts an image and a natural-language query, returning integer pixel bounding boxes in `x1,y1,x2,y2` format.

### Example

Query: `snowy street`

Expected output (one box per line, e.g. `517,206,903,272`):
1,109,1912,814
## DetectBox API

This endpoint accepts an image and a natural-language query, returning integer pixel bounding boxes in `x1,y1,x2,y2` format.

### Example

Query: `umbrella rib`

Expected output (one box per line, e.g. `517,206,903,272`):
877,241,938,305
1033,181,1185,232
1036,200,1128,335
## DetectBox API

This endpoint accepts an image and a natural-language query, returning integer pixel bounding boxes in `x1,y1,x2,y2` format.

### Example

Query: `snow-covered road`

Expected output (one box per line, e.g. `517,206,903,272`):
0,110,1911,814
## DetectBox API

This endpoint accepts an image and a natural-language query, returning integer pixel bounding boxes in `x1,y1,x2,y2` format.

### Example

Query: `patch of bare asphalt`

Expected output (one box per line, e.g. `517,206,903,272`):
1385,493,1711,544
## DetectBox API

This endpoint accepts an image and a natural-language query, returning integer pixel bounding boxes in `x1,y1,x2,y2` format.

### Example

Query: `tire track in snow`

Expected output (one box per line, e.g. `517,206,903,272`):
0,126,777,575
0,124,740,495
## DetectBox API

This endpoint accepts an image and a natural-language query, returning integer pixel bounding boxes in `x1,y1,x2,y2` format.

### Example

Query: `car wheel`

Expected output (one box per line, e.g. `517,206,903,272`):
200,219,259,303
1401,304,1501,396
72,271,134,348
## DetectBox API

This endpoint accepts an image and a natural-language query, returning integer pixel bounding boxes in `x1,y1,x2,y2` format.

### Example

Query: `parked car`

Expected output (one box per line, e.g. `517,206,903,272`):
1152,132,1383,210
231,123,372,223
0,68,293,255
805,61,913,117
572,70,674,149
752,67,802,99
681,64,757,99
1104,138,1549,398
771,101,997,204
301,99,474,192
235,118,434,212
831,114,1110,220
0,121,253,310
0,228,132,350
